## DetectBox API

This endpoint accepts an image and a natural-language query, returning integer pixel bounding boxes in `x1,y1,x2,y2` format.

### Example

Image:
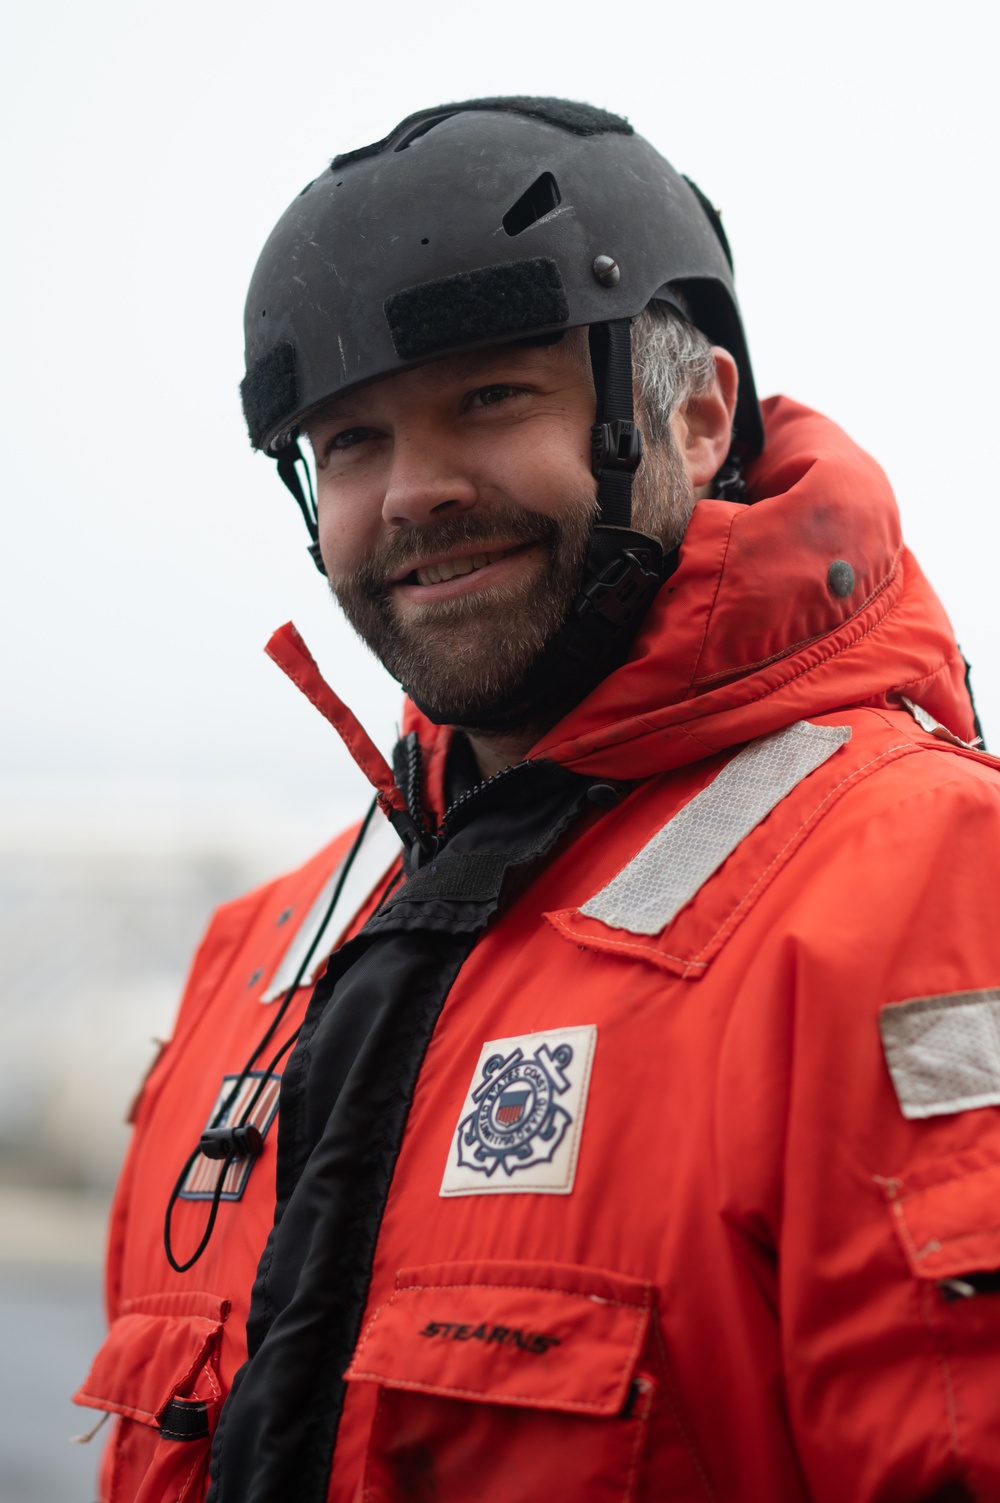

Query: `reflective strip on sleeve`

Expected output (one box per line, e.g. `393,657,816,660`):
580,720,852,936
880,988,1000,1119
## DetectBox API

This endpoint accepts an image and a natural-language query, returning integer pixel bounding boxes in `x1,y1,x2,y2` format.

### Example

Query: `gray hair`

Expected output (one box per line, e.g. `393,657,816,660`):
628,299,717,547
632,298,716,444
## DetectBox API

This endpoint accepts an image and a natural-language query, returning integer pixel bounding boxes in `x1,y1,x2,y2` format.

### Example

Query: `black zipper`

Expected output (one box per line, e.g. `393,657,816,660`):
438,760,527,841
394,735,533,873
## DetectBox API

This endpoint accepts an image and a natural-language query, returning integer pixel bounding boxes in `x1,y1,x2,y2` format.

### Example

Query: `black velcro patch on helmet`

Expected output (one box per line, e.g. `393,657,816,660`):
240,340,298,450
384,258,569,362
333,97,631,169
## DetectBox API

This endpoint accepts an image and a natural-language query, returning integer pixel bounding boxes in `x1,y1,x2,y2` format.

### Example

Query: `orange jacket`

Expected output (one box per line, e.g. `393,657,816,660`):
77,398,1000,1502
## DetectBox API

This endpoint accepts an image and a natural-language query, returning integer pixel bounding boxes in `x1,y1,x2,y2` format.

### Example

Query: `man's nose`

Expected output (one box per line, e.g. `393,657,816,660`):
381,434,478,526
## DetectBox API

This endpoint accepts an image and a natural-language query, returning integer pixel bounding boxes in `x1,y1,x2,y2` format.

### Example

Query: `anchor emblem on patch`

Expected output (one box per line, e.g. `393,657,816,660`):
457,1041,575,1177
441,1025,597,1197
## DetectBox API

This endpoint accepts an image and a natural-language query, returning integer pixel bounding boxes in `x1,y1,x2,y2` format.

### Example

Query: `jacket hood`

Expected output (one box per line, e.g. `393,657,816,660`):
402,396,975,792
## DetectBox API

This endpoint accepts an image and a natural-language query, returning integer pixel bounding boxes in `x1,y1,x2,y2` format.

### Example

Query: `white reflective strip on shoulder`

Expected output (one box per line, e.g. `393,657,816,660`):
580,720,852,936
900,695,983,749
880,989,1000,1119
261,812,402,1002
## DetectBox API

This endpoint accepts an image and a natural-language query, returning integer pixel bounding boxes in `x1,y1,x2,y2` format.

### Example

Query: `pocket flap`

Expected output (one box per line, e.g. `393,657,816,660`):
882,1154,1000,1279
74,1290,230,1426
344,1260,652,1416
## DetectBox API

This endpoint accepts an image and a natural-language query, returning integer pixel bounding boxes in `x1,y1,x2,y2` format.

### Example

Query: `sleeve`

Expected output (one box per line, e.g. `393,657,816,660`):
775,756,1000,1503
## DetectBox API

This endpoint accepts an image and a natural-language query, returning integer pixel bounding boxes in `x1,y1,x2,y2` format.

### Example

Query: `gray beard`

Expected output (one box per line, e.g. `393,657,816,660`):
329,440,693,731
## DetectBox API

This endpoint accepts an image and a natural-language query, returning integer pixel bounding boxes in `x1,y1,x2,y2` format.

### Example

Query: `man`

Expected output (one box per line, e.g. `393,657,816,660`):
76,98,1000,1502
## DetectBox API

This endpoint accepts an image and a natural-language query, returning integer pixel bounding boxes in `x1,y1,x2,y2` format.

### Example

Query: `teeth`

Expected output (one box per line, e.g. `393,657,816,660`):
414,549,512,587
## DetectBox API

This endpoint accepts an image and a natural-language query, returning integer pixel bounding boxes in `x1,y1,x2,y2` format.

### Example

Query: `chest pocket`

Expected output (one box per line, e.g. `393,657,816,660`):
344,1260,702,1503
73,1290,229,1503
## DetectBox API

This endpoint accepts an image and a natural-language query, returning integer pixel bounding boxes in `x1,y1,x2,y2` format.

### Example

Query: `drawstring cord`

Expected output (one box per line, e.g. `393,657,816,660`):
163,795,381,1273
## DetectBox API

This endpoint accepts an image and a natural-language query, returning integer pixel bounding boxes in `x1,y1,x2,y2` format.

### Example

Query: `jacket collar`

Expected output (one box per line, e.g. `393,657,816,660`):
406,396,974,787
274,397,976,811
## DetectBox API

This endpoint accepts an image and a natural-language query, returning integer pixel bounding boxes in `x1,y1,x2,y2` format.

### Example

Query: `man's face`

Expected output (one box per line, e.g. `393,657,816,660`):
306,330,691,728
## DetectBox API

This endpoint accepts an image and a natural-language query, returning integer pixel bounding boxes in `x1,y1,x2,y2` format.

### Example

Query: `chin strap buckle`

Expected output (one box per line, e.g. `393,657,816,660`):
575,535,662,632
591,420,643,479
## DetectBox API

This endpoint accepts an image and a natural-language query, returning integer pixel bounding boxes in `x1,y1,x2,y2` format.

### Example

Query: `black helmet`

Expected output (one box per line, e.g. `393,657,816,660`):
241,97,762,729
242,96,761,461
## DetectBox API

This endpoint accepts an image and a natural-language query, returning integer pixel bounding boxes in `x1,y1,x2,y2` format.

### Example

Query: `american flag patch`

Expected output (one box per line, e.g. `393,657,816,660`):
179,1072,282,1202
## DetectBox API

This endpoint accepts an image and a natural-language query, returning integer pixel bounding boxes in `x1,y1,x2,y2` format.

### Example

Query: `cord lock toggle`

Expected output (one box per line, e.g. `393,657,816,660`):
199,1124,265,1161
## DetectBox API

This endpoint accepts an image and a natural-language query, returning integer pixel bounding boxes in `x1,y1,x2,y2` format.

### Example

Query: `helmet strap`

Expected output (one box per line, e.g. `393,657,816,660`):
588,319,643,527
412,319,670,734
276,438,327,575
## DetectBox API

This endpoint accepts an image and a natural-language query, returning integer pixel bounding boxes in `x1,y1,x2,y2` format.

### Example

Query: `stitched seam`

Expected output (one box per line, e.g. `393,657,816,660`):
75,1393,158,1424
549,1031,595,1187
109,1416,125,1503
681,555,905,717
892,1199,925,1270
548,914,706,970
362,1385,385,1503
573,758,731,898
552,747,916,969
201,1360,222,1407
618,1307,651,1410
351,1285,650,1408
352,1280,652,1365
918,1279,963,1466
395,1279,650,1305
622,1375,654,1503
175,1447,208,1503
688,743,916,962
915,1226,1000,1253
900,1161,1000,1199
556,568,909,770
892,650,970,699
652,1319,716,1500
690,551,899,685
346,1363,643,1412
686,511,739,692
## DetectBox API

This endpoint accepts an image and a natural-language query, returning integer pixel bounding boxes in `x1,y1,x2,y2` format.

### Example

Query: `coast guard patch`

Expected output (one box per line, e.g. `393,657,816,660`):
440,1025,596,1197
179,1072,281,1202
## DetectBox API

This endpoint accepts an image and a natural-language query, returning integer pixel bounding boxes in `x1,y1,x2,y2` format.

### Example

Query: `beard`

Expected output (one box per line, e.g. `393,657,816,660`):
329,489,595,728
328,436,694,732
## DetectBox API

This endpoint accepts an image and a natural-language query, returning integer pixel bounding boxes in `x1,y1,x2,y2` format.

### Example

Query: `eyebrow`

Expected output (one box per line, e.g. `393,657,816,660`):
307,341,560,436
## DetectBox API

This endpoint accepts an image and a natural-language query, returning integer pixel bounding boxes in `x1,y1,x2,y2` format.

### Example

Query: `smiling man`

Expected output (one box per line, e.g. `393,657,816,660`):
77,99,1000,1503
311,324,735,768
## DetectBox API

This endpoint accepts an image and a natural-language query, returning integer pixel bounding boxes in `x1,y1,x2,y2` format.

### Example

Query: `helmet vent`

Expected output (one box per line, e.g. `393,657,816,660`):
502,173,561,237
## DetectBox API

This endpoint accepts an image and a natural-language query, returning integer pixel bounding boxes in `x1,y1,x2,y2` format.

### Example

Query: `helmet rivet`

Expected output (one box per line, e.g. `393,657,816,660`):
592,254,620,287
827,559,856,597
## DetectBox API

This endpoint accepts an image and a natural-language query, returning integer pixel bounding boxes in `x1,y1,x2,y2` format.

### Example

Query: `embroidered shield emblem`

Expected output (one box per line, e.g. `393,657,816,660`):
441,1025,597,1197
496,1088,531,1126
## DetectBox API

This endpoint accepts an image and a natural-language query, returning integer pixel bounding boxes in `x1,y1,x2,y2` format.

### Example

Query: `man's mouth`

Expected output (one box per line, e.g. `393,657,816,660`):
407,545,523,587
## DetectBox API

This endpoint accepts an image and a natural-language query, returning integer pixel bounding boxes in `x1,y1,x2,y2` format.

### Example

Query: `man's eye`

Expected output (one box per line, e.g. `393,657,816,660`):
329,427,372,452
474,385,519,408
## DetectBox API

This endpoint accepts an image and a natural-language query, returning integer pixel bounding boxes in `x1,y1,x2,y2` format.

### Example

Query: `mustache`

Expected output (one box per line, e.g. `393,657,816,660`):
345,502,564,597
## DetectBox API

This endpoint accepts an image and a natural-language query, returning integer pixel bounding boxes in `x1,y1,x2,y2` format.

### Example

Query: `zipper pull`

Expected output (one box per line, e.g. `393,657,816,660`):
388,805,439,874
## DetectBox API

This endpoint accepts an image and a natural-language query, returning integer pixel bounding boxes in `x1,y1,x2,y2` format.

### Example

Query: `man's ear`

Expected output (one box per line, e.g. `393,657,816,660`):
670,348,740,495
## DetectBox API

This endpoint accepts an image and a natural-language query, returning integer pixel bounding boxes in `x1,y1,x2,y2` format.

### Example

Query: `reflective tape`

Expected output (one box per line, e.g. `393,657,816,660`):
880,988,1000,1119
580,720,852,936
261,812,401,1001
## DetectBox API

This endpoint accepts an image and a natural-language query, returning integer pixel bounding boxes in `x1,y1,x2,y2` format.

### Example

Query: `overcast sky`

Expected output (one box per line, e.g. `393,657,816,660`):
2,0,997,854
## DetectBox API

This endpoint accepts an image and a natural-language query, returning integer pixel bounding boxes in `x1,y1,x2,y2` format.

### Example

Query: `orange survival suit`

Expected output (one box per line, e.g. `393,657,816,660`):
77,398,1000,1503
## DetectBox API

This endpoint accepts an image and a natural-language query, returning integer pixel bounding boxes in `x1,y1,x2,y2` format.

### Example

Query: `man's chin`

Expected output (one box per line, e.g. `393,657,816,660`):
390,626,548,729
330,505,594,733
